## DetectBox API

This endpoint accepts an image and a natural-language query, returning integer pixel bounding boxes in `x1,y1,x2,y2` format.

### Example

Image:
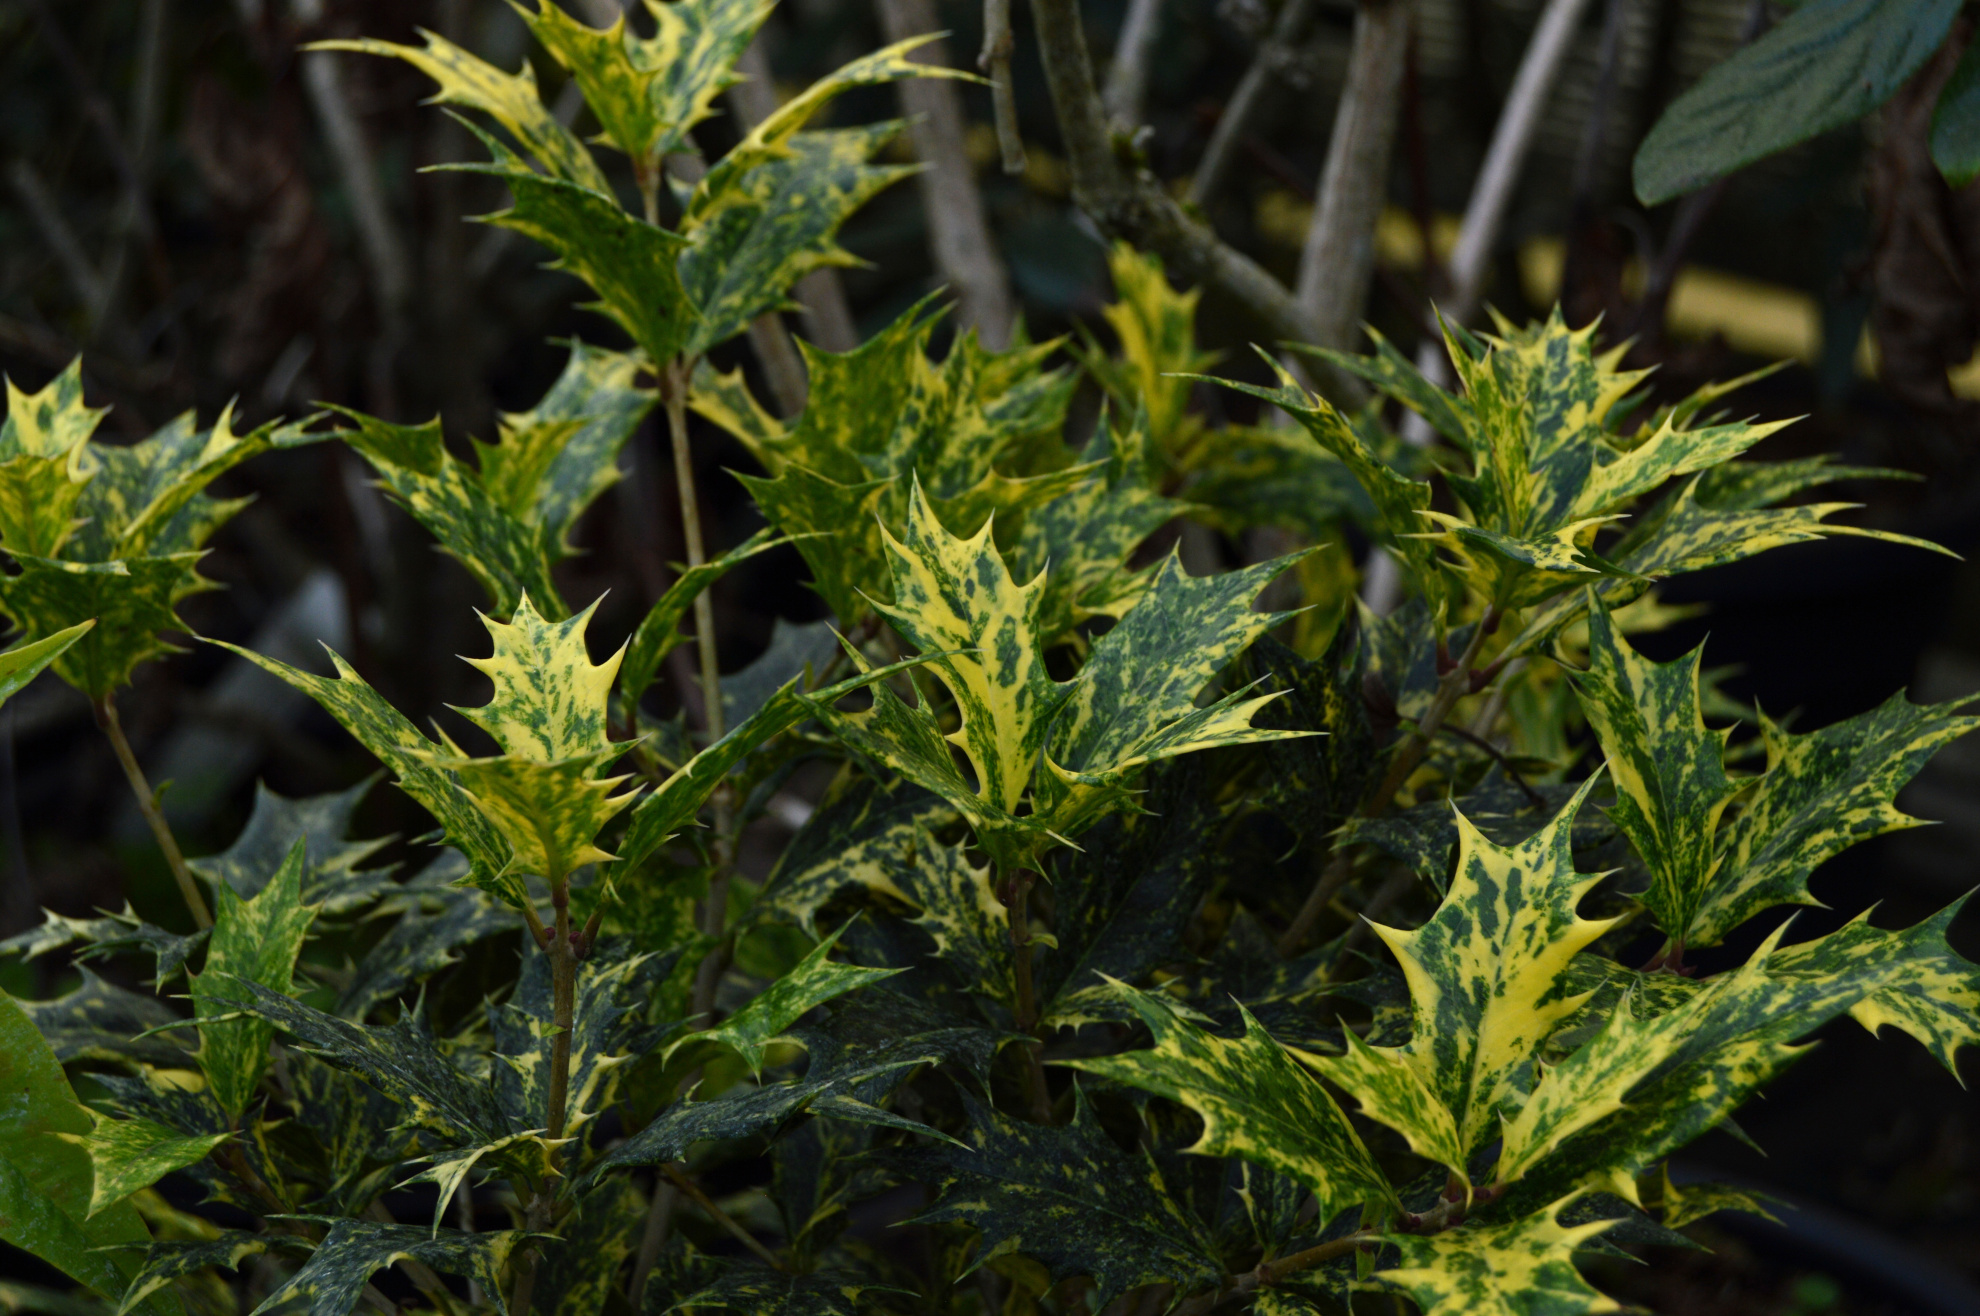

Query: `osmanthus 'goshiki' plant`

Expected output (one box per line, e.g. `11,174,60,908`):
2,7,1979,1316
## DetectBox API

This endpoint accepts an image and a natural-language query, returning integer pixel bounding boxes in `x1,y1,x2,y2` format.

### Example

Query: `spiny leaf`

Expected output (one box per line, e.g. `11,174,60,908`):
753,773,950,935
15,968,192,1065
1570,596,1739,946
1065,982,1393,1220
0,989,155,1308
0,553,204,698
1366,1194,1619,1316
1689,692,1980,947
877,477,1065,816
674,927,901,1077
680,123,915,354
894,1089,1224,1310
191,838,316,1118
733,464,892,622
0,622,92,705
522,0,771,168
668,1265,901,1315
312,30,609,191
337,880,522,1020
533,1177,647,1316
0,361,99,556
188,778,394,912
70,1116,228,1220
250,1218,521,1316
494,939,679,1133
1310,779,1620,1183
118,1231,294,1316
1079,243,1219,458
453,592,622,762
897,826,1014,1010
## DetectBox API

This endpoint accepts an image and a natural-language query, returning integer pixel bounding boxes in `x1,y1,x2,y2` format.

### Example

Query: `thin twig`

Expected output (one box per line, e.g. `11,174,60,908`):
980,0,1028,173
1402,0,1595,440
1029,0,1327,345
8,160,109,322
1295,0,1411,357
1187,0,1314,210
1170,1230,1379,1316
1101,0,1164,128
876,0,1019,347
662,1163,786,1270
95,697,212,930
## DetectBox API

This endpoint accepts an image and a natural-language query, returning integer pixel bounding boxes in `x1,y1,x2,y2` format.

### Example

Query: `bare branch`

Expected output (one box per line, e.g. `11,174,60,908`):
1295,0,1411,355
1029,0,1325,348
1102,0,1164,128
980,0,1028,173
1187,0,1314,211
876,0,1019,348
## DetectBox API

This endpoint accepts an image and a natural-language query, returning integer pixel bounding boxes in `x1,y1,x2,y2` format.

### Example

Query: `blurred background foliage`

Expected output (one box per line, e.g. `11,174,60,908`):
2,0,1980,1306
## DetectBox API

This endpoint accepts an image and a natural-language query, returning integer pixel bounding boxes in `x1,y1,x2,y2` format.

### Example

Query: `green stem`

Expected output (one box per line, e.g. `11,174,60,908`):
1170,1230,1380,1315
1277,607,1497,955
94,695,211,930
513,869,577,1316
1003,865,1053,1123
662,1162,785,1270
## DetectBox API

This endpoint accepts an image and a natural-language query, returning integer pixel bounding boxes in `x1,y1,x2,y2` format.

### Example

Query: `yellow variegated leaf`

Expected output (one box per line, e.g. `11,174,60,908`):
0,360,101,557
876,478,1066,816
1297,1028,1465,1174
310,30,609,193
1570,595,1740,947
191,839,316,1118
900,826,1015,1009
1079,244,1219,459
1315,779,1620,1182
452,593,621,762
1066,981,1393,1219
1366,1194,1619,1316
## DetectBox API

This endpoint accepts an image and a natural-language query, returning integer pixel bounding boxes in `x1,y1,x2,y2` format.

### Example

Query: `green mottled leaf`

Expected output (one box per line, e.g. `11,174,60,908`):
669,1265,898,1315
0,554,203,698
1690,692,1980,947
1633,0,1961,205
1079,243,1219,458
191,838,316,1118
535,1177,646,1316
494,940,681,1132
723,618,841,726
897,826,1014,1009
1366,1194,1619,1315
1657,1175,1780,1230
188,778,394,912
0,361,102,557
252,1219,520,1316
1933,38,1980,188
618,526,784,715
1571,597,1739,946
0,989,155,1308
1180,423,1370,542
1310,779,1619,1184
681,123,914,354
71,1116,228,1219
1066,982,1392,1219
118,1232,295,1316
337,880,521,1019
17,968,192,1066
676,927,900,1076
754,773,947,934
733,464,892,622
895,1090,1223,1309
0,622,90,703
312,30,609,191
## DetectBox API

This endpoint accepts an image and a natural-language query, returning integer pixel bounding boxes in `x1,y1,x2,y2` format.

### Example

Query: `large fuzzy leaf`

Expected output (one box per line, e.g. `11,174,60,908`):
190,839,316,1118
1570,597,1739,946
1632,0,1962,205
1689,692,1980,947
1366,1195,1619,1315
0,990,156,1309
894,1090,1223,1310
1310,780,1619,1184
1066,982,1392,1220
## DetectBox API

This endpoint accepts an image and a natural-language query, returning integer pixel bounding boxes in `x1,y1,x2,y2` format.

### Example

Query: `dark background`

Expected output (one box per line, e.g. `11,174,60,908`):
3,1,1979,1310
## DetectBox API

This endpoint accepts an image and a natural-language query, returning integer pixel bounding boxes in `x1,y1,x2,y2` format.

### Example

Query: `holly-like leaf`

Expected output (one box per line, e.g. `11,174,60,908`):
71,1116,228,1219
1365,1194,1619,1316
1078,243,1219,459
188,778,394,911
118,1231,296,1316
1688,692,1980,948
617,526,784,715
311,29,609,192
734,464,893,622
669,1265,902,1316
680,123,915,354
337,881,522,1019
522,0,771,171
255,1218,522,1316
1037,551,1306,837
897,826,1014,1010
0,360,102,557
675,927,901,1077
895,1089,1224,1310
1309,779,1620,1185
754,774,949,935
0,622,91,705
1932,38,1980,188
0,989,155,1309
532,1177,647,1316
1570,597,1739,946
1066,982,1392,1220
16,968,192,1066
1632,0,1962,205
877,478,1065,817
0,553,204,698
190,838,316,1118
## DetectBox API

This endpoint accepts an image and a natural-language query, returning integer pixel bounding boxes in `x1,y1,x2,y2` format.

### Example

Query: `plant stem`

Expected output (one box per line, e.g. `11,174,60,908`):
545,879,577,1144
1003,865,1053,1123
662,1162,785,1269
1170,1230,1379,1315
94,696,211,929
1278,609,1497,954
980,0,1027,174
1188,0,1313,211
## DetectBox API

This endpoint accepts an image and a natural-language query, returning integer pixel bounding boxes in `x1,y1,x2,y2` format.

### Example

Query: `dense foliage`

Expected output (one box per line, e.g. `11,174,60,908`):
2,5,1976,1315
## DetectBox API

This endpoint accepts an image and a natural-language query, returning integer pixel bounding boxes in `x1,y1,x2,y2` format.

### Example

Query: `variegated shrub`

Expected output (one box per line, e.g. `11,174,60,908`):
1,7,1976,1316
